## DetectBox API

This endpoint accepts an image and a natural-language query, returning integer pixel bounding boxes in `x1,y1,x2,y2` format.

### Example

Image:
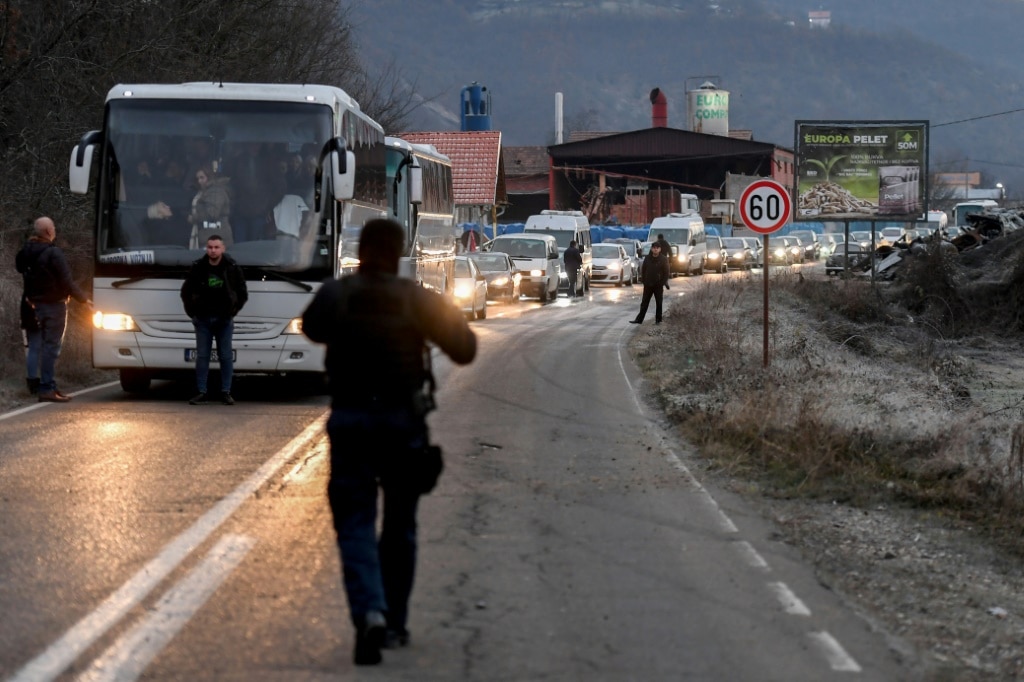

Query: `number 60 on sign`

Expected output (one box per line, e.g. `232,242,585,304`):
739,179,792,234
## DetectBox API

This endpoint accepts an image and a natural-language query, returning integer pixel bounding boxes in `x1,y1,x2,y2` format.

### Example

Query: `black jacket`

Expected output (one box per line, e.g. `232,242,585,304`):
16,238,90,305
180,253,248,318
563,245,583,274
302,271,476,404
640,252,671,288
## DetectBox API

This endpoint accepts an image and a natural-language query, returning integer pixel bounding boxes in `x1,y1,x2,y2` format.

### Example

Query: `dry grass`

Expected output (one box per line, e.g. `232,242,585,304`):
632,269,1024,547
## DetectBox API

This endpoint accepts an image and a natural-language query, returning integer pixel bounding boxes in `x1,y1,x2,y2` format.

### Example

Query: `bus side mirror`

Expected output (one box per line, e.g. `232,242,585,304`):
408,161,423,205
332,149,355,202
69,130,101,195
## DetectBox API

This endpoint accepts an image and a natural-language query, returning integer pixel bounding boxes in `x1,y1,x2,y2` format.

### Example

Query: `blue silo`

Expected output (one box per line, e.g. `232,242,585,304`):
460,82,492,131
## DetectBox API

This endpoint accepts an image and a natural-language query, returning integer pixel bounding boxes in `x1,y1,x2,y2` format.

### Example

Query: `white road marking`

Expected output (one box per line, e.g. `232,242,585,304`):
0,381,120,421
768,581,812,616
808,631,863,672
8,414,327,682
614,309,863,675
76,534,255,682
735,540,770,571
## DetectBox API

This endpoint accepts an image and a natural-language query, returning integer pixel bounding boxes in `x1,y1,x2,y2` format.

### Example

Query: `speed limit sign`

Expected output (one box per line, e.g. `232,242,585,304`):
739,179,792,234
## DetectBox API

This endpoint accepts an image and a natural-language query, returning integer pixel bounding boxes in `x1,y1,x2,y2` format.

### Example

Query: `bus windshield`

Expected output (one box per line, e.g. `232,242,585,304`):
98,98,333,273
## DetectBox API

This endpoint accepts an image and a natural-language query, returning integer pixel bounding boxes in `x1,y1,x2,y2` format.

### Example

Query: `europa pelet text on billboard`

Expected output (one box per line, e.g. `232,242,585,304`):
794,120,929,222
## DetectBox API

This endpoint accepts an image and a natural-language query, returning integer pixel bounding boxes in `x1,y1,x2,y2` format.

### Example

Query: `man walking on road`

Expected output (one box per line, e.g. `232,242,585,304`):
302,218,477,666
563,239,583,298
630,241,671,325
16,216,92,402
180,235,247,405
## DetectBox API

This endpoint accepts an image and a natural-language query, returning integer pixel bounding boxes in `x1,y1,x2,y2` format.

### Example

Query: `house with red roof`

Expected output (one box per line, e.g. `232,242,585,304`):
397,131,507,239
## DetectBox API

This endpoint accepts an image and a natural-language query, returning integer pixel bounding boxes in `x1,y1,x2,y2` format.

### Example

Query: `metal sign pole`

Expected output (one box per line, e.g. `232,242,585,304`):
763,234,770,368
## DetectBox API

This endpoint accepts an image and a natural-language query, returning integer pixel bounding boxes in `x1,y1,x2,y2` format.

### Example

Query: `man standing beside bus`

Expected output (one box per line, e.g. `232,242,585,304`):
16,216,92,402
180,235,247,405
302,218,476,666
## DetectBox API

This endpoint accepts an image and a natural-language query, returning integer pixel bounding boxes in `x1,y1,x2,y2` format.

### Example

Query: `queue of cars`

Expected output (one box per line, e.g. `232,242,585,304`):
454,222,847,317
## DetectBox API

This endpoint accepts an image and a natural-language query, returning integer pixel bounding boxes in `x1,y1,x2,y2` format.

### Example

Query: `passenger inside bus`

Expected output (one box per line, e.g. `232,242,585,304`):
222,142,288,242
114,153,193,249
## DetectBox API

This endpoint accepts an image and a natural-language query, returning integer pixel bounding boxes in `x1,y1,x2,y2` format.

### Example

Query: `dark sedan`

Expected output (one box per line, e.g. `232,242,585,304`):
825,241,873,276
721,237,755,270
466,252,522,303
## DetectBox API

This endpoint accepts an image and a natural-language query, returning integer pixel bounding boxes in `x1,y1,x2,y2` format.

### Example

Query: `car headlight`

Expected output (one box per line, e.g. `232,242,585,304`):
284,318,303,334
92,311,138,331
607,262,620,270
707,252,720,260
676,254,686,262
492,276,509,286
559,271,568,279
454,283,473,300
531,269,544,277
773,247,786,257
339,256,360,268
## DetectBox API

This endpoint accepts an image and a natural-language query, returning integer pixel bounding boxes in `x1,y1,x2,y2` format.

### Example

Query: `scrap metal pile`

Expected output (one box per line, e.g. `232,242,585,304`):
849,208,1024,281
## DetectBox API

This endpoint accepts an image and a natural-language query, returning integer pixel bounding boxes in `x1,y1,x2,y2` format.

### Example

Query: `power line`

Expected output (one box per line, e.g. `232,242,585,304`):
933,107,1024,128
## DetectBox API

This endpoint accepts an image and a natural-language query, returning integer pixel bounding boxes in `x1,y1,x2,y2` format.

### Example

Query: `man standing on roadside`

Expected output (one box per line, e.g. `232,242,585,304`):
180,235,247,405
630,241,671,325
302,218,476,666
16,216,92,402
655,233,672,260
563,239,583,298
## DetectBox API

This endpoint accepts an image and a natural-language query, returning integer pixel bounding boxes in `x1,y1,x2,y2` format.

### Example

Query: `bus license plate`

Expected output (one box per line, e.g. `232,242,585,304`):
184,349,237,363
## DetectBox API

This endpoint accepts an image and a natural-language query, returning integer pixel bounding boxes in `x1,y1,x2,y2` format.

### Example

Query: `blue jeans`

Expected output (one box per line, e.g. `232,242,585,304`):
33,302,68,392
192,316,234,393
25,328,42,381
326,407,426,631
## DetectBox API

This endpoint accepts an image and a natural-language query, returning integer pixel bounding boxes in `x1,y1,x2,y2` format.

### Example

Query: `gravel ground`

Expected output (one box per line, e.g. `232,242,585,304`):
633,262,1024,681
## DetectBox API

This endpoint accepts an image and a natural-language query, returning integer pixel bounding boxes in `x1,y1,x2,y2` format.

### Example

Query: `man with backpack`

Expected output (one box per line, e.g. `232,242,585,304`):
16,216,92,402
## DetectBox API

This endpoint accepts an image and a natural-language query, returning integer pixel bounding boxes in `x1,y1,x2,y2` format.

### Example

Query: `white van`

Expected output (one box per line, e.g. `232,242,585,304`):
524,210,592,293
649,212,707,276
485,233,561,302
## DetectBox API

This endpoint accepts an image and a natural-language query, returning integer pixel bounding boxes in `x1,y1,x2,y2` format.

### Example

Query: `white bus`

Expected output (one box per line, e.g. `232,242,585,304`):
69,82,386,393
385,137,456,296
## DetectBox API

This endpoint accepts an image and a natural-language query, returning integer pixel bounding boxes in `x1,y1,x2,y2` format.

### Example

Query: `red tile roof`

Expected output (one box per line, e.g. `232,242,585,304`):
397,131,507,207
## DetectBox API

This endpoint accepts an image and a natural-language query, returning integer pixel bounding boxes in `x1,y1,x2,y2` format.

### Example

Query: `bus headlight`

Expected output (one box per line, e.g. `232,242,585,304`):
284,318,303,334
93,311,138,331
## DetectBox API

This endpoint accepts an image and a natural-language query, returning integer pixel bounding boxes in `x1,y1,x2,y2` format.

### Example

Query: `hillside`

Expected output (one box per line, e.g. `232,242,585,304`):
351,0,1024,194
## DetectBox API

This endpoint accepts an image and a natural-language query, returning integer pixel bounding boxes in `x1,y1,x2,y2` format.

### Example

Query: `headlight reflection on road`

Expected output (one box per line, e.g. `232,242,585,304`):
97,421,132,438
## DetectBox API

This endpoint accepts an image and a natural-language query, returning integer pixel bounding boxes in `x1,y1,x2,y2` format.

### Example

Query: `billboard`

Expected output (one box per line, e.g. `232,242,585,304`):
794,121,928,221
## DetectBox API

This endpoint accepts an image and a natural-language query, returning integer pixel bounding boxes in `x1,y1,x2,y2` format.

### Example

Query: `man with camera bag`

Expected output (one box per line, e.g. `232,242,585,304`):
302,218,476,666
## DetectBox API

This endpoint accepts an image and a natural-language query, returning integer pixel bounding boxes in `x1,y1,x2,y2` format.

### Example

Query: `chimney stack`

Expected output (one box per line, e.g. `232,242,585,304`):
650,87,667,128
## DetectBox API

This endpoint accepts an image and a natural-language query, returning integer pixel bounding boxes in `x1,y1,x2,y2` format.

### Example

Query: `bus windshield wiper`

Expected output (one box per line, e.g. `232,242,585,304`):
250,267,314,292
112,276,148,288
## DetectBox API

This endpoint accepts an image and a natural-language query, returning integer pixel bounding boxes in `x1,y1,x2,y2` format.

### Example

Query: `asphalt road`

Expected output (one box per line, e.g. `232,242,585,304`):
0,262,911,681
